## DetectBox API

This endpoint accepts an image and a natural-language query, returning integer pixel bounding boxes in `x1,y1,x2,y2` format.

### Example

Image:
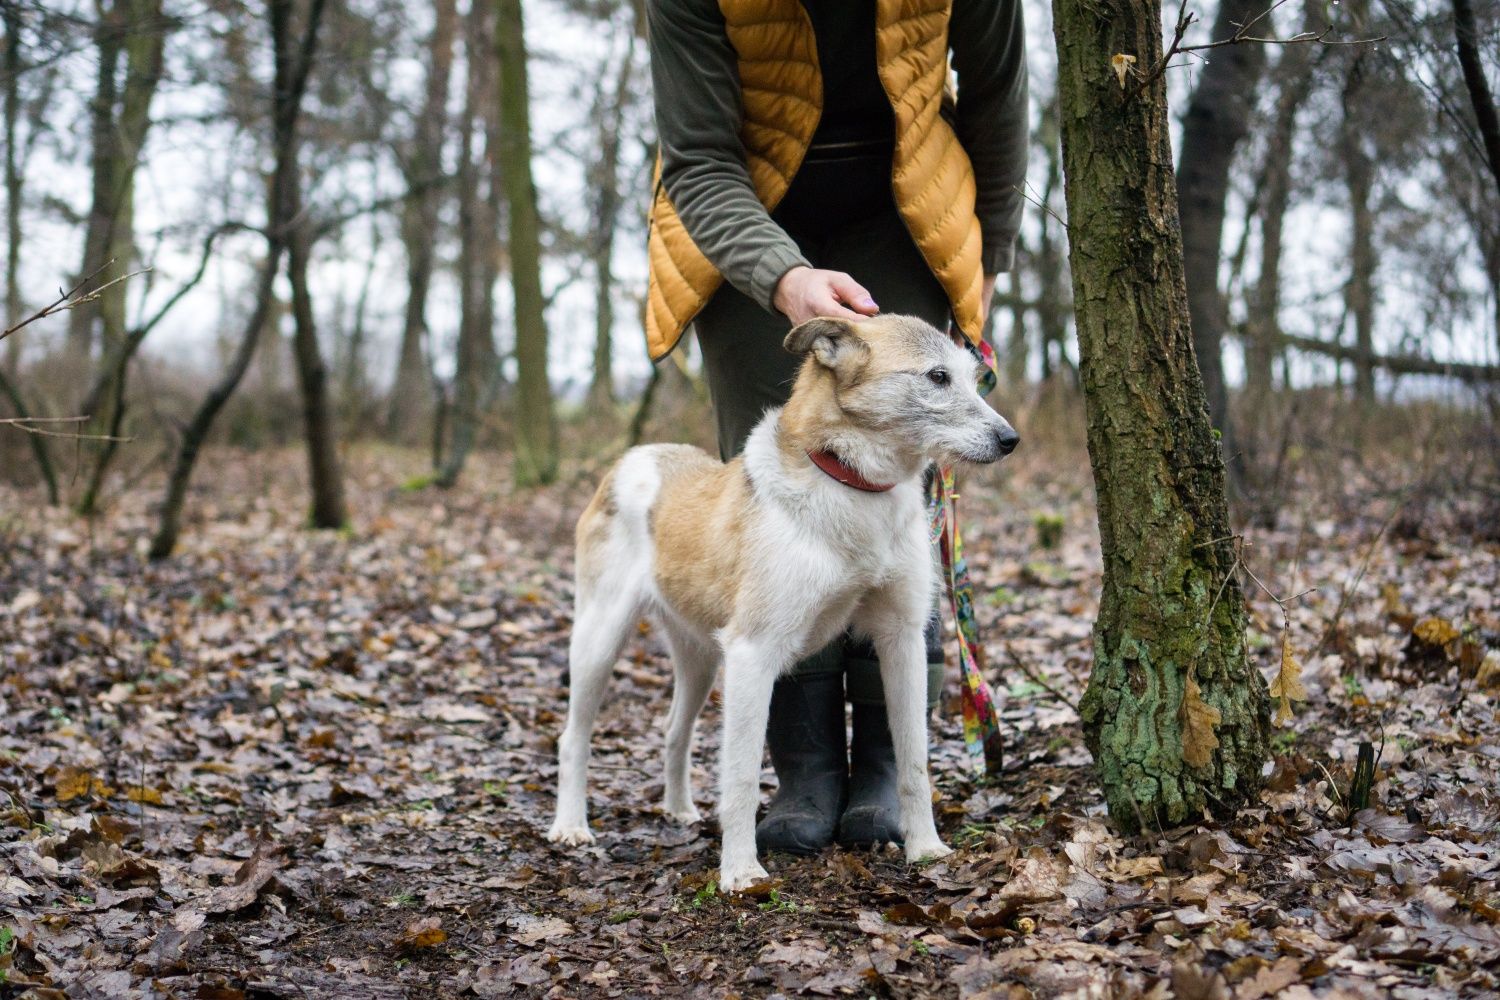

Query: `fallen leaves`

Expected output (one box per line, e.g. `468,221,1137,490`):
0,443,1496,996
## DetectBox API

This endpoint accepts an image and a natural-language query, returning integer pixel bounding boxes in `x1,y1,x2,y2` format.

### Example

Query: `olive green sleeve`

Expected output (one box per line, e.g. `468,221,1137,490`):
646,0,810,313
951,0,1030,274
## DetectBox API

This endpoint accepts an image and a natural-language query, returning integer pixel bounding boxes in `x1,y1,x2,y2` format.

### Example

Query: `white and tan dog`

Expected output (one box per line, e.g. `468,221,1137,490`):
546,314,1018,890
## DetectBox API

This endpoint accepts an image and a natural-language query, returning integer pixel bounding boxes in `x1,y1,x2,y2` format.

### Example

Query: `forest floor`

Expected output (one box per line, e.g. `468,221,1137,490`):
1,412,1498,998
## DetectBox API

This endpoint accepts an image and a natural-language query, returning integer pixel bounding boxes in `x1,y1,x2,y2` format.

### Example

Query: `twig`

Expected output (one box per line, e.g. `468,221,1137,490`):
0,415,132,443
1014,181,1068,232
1135,0,1386,95
1003,643,1079,712
0,260,151,343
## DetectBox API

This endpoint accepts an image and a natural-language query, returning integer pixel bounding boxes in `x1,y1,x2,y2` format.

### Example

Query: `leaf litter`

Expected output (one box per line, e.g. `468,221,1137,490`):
0,440,1496,997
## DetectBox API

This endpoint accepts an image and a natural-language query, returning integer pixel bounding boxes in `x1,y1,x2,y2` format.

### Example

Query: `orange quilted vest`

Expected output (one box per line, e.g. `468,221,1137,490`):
643,0,984,361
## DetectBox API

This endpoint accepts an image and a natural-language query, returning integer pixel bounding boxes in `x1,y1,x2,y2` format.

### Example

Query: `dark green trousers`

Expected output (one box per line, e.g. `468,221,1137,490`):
693,156,947,706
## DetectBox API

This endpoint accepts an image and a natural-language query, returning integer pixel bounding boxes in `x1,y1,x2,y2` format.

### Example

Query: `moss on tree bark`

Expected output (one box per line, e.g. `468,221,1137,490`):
1050,0,1271,831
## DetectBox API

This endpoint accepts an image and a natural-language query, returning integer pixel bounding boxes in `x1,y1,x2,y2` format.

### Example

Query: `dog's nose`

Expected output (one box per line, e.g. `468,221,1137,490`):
995,426,1020,455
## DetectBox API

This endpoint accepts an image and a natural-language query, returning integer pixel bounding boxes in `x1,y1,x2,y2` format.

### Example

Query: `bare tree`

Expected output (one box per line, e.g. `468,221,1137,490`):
496,0,556,487
1177,0,1270,446
387,0,458,440
586,24,638,413
65,0,167,366
151,0,329,559
435,0,501,488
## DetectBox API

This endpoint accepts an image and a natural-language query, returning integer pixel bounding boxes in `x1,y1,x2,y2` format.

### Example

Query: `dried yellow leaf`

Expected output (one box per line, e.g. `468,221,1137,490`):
1180,672,1221,768
1111,54,1137,90
125,786,164,805
1412,617,1460,647
1268,631,1308,727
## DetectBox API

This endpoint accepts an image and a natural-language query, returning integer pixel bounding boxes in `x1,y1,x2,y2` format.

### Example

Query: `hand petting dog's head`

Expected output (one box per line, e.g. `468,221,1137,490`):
784,314,1019,467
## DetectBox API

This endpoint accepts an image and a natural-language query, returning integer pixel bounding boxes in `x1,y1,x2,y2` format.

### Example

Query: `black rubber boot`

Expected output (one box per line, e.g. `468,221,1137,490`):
838,617,944,847
756,672,848,855
837,700,903,846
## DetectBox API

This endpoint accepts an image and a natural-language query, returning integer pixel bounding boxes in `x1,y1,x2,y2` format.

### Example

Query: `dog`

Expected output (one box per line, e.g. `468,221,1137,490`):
546,314,1018,890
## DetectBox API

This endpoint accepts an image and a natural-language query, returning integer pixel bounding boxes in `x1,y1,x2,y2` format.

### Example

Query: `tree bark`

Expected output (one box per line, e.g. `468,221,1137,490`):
1177,0,1268,443
387,0,457,440
150,0,326,559
1050,0,1271,831
1340,51,1377,403
496,0,557,487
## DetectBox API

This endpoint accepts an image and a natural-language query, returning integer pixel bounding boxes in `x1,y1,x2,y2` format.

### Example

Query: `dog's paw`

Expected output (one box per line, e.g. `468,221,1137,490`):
905,838,954,865
663,802,703,825
718,860,770,892
546,821,596,846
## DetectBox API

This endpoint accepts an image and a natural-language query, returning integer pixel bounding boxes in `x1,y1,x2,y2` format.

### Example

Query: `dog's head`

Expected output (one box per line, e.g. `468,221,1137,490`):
784,315,1019,466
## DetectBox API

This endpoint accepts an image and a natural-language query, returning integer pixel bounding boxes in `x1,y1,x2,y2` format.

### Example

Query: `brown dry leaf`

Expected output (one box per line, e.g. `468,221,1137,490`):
396,915,447,951
997,855,1064,903
1235,956,1302,1000
507,914,574,946
123,786,164,805
1412,617,1460,647
53,766,109,802
200,841,285,915
1172,961,1229,1000
1268,631,1308,726
1180,672,1221,767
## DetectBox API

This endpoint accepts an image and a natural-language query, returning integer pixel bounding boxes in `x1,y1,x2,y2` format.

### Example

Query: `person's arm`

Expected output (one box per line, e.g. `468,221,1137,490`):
647,0,810,312
950,0,1029,277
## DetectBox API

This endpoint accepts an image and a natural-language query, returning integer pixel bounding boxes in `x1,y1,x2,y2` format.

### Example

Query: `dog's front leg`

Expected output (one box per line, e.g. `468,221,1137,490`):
873,628,952,864
716,636,782,891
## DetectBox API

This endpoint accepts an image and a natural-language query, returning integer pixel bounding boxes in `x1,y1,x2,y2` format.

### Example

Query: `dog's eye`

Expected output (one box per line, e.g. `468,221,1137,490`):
925,368,950,387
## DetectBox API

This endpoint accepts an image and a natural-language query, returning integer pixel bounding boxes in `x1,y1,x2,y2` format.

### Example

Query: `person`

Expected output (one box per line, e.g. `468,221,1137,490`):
641,0,1027,854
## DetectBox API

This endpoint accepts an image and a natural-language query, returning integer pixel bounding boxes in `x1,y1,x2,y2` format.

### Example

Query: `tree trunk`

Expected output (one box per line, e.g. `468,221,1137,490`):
1035,96,1069,381
587,29,637,413
3,4,23,374
387,0,457,440
66,2,124,363
1245,7,1319,406
434,0,497,488
1176,0,1266,440
1340,52,1377,403
287,213,348,529
1050,0,1271,831
150,0,326,559
1453,0,1500,200
496,0,557,487
0,366,59,504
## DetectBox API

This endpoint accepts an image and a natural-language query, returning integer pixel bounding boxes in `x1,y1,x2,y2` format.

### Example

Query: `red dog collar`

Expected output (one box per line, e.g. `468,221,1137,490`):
806,450,896,493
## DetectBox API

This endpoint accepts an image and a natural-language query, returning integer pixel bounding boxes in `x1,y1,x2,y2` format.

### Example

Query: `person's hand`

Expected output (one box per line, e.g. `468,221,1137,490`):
773,266,880,325
981,273,997,318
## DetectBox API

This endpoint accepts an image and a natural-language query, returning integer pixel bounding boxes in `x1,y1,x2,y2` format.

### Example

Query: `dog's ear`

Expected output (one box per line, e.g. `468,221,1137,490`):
783,318,868,370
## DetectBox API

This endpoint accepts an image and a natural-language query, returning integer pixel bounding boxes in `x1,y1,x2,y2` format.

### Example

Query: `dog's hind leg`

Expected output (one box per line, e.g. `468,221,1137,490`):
659,622,716,825
547,570,644,847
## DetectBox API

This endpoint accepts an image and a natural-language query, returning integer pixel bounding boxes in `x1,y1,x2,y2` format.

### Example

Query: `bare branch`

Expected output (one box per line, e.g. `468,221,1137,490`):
1136,0,1385,94
0,260,151,343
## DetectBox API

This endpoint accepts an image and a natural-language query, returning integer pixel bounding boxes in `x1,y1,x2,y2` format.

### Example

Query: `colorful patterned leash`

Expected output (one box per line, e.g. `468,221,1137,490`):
928,336,1005,775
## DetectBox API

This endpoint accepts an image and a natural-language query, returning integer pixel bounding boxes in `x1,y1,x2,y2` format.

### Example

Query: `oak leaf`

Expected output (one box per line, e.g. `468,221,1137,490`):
1179,672,1221,768
1268,631,1308,726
